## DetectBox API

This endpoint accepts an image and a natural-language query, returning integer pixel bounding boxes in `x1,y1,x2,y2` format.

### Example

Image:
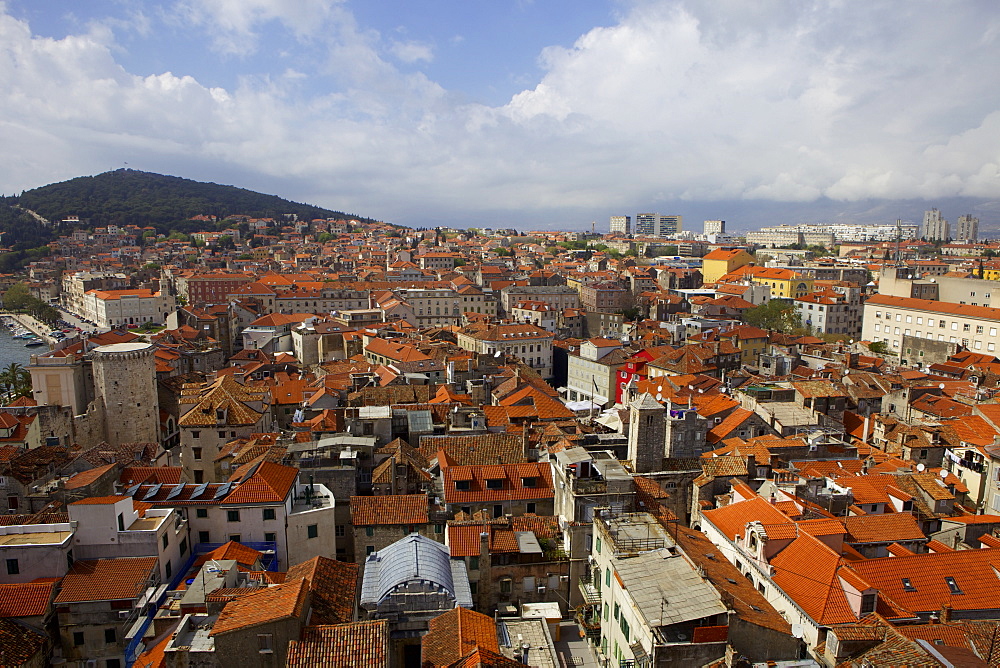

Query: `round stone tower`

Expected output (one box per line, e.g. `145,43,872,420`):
91,342,160,447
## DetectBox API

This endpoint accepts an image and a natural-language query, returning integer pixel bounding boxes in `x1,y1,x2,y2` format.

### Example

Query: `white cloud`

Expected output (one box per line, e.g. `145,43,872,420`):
0,1,998,226
389,39,433,64
173,0,343,55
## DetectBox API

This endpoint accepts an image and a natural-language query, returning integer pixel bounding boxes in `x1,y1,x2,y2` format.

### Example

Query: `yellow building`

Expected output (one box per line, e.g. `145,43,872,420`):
719,324,770,364
722,266,814,299
701,249,755,284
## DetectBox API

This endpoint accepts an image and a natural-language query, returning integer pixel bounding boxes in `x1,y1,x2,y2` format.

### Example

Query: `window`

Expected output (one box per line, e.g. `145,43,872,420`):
521,476,538,488
307,524,318,539
485,478,503,490
455,480,470,491
606,567,611,587
165,560,172,579
227,510,240,522
229,534,241,543
117,513,125,532
73,631,84,646
196,508,208,518
500,578,512,594
192,447,202,460
860,592,877,614
191,431,200,439
619,616,630,642
180,538,188,555
469,556,480,570
335,525,345,537
198,531,210,543
258,633,273,652
263,508,276,521
264,532,276,543
434,524,444,534
5,559,17,575
218,431,226,438
613,602,620,620
105,628,117,643
194,470,204,484
526,503,536,514
944,576,963,594
365,526,374,537
493,504,503,518
366,545,375,555
162,534,169,549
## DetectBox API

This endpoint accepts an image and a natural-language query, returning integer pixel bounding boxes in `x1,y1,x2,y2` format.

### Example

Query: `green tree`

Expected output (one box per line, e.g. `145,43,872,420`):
869,341,888,354
316,232,334,243
3,283,31,311
743,299,800,332
0,363,31,402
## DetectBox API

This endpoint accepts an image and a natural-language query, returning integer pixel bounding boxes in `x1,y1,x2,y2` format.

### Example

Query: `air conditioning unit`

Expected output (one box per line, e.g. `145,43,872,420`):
118,610,130,619
559,575,569,583
536,586,546,594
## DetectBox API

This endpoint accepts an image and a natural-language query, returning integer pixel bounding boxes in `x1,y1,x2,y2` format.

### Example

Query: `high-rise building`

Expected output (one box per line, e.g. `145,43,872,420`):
956,214,979,243
703,219,726,235
922,208,950,241
609,215,631,234
635,213,682,237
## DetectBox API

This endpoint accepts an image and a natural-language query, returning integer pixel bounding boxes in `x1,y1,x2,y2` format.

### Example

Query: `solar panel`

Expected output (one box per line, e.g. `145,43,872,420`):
189,482,210,499
142,483,163,501
241,461,263,483
165,483,186,501
125,484,141,497
213,481,234,499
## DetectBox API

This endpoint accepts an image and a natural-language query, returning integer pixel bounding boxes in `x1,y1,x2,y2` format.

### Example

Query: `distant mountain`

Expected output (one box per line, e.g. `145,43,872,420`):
8,169,373,231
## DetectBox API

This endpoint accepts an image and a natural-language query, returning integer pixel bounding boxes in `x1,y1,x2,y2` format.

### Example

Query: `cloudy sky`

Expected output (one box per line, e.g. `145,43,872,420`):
2,0,999,230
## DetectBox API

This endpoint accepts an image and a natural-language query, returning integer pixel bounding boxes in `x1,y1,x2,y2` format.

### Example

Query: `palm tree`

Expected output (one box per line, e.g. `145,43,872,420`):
1,363,30,403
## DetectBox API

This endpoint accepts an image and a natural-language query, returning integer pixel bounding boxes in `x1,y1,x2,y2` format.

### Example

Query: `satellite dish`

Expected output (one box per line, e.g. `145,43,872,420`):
916,463,925,472
656,392,662,401
939,383,945,390
940,469,949,479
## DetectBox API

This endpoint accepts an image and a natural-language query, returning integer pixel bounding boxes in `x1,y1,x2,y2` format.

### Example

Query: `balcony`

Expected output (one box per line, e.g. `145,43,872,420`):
578,575,601,604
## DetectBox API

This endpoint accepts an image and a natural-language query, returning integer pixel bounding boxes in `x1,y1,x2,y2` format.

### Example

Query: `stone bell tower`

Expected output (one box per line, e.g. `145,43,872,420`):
628,392,665,473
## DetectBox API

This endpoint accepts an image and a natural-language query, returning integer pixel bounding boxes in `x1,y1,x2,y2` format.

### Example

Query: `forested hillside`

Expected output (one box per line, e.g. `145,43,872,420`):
11,169,366,230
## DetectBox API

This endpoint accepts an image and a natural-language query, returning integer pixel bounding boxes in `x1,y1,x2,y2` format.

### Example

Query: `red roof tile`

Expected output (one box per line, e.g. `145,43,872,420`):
350,495,429,526
54,557,158,603
210,578,308,635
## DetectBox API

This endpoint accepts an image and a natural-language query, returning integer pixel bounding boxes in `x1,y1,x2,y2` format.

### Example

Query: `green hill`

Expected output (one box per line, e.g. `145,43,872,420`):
10,169,369,230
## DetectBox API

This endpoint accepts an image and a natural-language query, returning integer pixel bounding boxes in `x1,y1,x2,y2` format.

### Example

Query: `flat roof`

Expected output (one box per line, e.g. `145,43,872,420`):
0,531,72,546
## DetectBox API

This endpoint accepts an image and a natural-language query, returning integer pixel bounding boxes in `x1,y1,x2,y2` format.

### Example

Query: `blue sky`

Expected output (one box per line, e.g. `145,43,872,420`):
2,1,1000,230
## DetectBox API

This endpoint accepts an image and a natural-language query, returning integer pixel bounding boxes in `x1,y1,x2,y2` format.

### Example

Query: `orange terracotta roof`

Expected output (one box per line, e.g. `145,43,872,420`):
285,556,359,625
422,607,499,668
210,578,308,636
54,557,158,603
0,580,56,617
350,494,429,526
286,620,389,667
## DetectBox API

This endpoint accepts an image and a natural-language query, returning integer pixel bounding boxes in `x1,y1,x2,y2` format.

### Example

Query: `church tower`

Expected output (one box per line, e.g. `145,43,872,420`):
628,392,665,473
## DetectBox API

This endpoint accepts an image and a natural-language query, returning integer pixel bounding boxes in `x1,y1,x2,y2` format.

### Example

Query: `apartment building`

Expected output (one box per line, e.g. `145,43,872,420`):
457,323,554,378
863,294,1000,359
564,338,627,407
82,286,176,328
585,512,728,666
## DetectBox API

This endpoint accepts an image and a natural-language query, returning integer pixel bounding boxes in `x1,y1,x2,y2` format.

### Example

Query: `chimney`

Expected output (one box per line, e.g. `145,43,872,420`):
940,604,952,623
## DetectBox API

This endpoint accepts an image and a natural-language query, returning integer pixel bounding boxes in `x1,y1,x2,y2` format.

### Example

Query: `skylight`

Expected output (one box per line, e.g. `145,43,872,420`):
944,576,963,595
